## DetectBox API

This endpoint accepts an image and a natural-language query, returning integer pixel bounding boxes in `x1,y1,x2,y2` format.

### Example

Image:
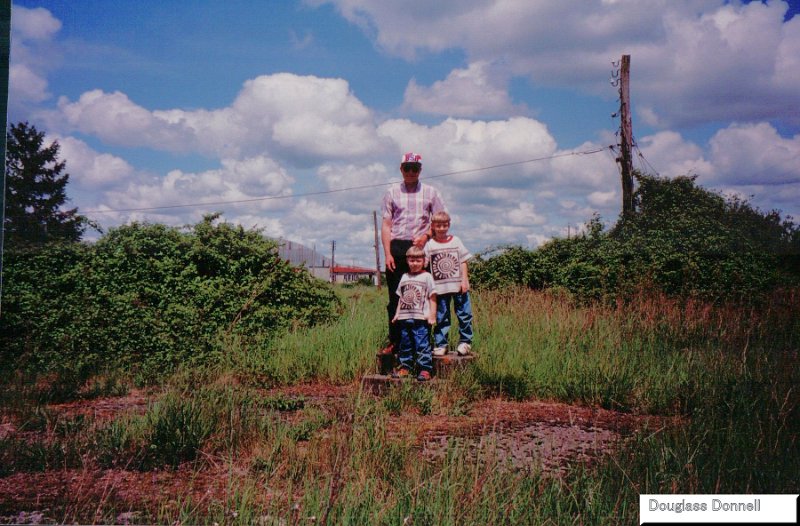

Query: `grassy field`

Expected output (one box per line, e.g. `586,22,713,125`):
1,285,797,524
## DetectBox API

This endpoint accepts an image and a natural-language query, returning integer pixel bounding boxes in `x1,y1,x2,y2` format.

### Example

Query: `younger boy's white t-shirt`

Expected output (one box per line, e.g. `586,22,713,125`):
395,271,436,321
424,235,472,295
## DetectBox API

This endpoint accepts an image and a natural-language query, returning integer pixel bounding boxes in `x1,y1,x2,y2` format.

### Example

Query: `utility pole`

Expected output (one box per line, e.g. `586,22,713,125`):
372,211,382,289
330,240,336,283
616,54,634,219
0,0,10,315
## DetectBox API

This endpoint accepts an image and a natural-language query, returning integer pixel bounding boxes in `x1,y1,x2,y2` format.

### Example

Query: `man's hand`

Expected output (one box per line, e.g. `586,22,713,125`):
381,217,394,271
412,233,429,248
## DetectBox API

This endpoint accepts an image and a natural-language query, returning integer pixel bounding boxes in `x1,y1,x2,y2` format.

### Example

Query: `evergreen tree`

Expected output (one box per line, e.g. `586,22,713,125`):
4,121,86,244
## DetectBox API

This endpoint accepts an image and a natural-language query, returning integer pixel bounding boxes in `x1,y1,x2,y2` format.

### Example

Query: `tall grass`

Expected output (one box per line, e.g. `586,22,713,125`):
222,286,386,385
474,287,798,413
142,393,641,525
2,285,796,524
227,284,797,418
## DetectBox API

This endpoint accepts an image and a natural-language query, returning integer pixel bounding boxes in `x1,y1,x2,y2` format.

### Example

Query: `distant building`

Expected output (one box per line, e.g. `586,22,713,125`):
277,239,328,268
276,238,376,285
308,266,332,282
331,265,378,285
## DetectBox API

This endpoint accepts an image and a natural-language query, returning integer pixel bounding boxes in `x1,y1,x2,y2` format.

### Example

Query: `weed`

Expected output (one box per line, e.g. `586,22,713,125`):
262,394,305,412
289,408,333,442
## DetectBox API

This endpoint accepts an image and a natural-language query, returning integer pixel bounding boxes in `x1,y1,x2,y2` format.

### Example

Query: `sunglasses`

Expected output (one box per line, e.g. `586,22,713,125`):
402,163,421,173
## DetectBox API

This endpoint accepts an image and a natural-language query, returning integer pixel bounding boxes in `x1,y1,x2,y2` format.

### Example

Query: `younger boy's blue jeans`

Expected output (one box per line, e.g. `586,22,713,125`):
434,292,473,349
397,319,432,373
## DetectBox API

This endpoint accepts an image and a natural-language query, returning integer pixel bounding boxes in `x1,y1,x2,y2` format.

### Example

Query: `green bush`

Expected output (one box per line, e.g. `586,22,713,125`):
472,174,800,299
1,214,342,382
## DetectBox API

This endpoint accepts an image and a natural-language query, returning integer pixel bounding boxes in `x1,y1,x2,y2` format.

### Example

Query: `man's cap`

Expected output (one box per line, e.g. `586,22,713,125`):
401,152,422,165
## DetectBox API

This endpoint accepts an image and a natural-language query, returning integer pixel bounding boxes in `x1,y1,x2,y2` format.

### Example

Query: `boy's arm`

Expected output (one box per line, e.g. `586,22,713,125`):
460,262,470,293
428,293,437,326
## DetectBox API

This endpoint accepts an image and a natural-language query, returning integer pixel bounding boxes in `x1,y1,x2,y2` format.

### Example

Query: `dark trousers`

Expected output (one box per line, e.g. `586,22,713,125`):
386,239,413,346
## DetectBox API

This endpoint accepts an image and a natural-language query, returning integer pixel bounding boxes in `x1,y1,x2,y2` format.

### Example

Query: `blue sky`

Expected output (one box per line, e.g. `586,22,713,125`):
9,0,800,267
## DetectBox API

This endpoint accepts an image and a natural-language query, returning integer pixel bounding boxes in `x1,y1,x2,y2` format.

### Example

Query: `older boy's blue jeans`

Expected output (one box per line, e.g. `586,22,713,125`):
434,292,473,349
397,319,432,373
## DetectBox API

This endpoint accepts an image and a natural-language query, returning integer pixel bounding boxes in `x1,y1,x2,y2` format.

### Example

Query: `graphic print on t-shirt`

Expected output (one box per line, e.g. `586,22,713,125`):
399,282,426,317
431,249,461,282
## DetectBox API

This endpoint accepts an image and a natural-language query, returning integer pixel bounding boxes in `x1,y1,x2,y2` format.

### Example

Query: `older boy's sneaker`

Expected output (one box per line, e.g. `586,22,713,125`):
379,343,395,355
456,342,472,356
416,370,432,382
433,346,447,356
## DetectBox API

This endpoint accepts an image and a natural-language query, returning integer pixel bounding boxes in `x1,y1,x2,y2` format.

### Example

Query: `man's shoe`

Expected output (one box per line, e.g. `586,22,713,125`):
417,370,432,382
433,346,447,357
392,368,410,379
456,342,472,356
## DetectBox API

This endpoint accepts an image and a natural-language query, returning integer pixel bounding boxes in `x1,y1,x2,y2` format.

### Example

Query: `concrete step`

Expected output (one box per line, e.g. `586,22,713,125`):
432,353,475,378
375,352,475,377
367,352,476,394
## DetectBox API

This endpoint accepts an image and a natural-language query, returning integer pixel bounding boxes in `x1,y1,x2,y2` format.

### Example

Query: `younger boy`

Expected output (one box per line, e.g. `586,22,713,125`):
391,246,437,381
424,211,474,356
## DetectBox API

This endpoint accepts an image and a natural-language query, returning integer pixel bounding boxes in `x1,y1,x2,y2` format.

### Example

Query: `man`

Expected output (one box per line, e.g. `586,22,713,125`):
381,152,447,353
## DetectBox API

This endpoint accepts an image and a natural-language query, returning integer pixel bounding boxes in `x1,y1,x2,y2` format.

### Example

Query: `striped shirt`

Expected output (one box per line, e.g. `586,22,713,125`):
382,182,447,241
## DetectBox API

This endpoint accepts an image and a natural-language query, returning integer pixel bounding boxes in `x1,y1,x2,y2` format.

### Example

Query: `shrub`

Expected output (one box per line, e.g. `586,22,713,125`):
471,174,800,299
0,214,342,381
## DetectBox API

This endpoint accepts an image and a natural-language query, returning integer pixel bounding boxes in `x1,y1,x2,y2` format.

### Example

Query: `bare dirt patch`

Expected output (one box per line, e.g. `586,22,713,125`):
47,389,152,422
0,464,244,524
0,381,676,521
417,398,672,474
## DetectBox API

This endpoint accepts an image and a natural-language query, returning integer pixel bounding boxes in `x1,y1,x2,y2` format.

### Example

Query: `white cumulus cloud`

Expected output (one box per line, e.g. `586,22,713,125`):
54,135,136,188
54,74,388,163
317,0,800,128
403,61,526,117
9,5,63,112
709,122,800,185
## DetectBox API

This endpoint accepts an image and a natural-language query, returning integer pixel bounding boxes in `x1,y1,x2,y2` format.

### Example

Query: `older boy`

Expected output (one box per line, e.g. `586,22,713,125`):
391,246,437,381
424,211,474,356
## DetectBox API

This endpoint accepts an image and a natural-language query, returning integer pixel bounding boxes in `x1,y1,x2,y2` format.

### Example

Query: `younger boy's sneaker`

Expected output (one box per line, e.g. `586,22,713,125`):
433,346,447,357
392,368,410,379
456,342,472,356
416,370,432,382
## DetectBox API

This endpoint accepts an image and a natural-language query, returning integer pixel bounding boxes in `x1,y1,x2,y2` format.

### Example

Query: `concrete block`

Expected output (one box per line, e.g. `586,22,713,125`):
433,354,475,378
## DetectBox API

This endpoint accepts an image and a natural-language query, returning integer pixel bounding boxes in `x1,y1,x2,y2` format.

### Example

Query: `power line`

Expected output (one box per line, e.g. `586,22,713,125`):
632,137,660,176
80,147,611,215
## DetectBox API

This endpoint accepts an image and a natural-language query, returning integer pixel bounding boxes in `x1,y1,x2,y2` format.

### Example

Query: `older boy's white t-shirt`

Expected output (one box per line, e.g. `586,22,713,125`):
395,271,436,320
424,235,472,295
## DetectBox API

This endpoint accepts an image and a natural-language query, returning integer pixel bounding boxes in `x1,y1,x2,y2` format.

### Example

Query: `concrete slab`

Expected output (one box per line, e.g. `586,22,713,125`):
433,353,476,378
